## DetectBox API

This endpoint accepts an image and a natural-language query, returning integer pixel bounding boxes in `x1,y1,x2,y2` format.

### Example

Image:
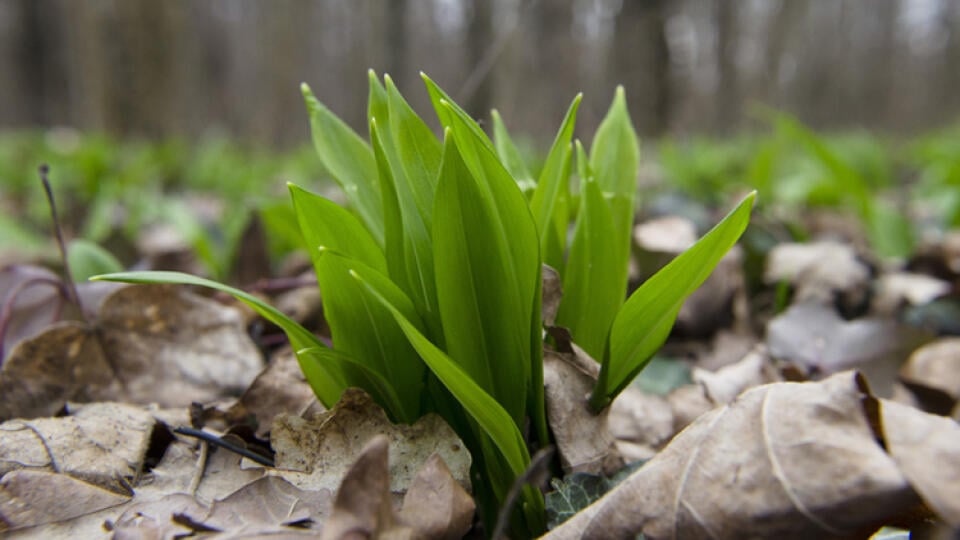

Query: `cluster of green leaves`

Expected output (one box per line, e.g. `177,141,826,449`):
96,71,752,536
0,131,326,278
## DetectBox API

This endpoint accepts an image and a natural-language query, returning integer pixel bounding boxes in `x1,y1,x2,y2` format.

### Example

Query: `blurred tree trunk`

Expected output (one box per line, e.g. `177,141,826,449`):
612,0,670,136
464,0,493,120
715,0,738,132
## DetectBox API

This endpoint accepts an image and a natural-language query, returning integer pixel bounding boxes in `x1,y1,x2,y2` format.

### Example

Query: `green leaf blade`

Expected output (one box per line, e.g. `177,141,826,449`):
491,109,535,193
531,94,581,271
556,178,622,360
432,134,535,426
91,270,345,407
593,192,756,410
353,268,534,485
301,83,384,245
288,183,386,274
312,249,426,422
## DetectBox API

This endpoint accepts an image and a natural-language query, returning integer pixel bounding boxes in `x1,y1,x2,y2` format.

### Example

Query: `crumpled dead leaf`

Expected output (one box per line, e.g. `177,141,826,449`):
270,388,470,495
543,348,622,475
0,402,155,493
545,371,949,540
542,265,563,327
321,435,474,540
766,302,931,396
398,453,475,540
880,400,960,527
0,265,123,360
0,284,263,421
320,435,415,540
223,348,318,437
899,338,960,414
0,470,130,531
610,346,781,461
765,240,871,310
872,272,951,316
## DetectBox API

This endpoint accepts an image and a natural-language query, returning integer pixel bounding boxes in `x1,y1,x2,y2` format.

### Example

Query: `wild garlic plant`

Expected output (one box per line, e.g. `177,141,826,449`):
97,71,753,536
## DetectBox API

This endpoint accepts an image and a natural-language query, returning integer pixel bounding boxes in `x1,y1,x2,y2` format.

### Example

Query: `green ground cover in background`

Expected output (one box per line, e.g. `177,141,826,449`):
2,114,959,279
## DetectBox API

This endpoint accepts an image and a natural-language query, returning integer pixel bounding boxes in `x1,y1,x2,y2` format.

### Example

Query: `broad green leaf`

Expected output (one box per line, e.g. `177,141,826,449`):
311,248,426,422
367,73,442,336
435,100,547,441
370,121,406,293
352,269,543,521
531,94,581,271
491,109,535,193
91,271,345,407
589,86,639,286
575,139,590,186
421,73,496,154
288,183,386,274
385,75,442,222
592,192,756,411
67,239,124,282
259,201,304,259
556,178,621,360
297,347,413,424
433,134,531,426
301,83,384,245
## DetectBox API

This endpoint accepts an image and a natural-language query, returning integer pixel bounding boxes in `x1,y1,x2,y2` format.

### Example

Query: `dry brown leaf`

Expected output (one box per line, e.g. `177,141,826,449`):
195,447,267,503
872,272,951,316
226,348,318,438
899,338,960,414
608,389,674,461
321,435,418,540
766,302,931,396
764,240,870,307
692,345,779,405
609,347,780,461
544,349,622,474
0,470,130,531
196,476,331,534
542,265,562,327
399,454,475,540
545,371,922,540
109,492,206,539
0,284,262,421
270,388,470,495
880,399,960,527
0,402,155,493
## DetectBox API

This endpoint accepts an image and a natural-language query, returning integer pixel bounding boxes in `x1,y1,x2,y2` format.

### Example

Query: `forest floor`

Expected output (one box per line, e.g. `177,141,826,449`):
1,178,959,538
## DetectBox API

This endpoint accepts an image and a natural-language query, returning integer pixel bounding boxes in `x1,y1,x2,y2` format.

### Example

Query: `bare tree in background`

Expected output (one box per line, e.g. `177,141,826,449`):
612,0,670,136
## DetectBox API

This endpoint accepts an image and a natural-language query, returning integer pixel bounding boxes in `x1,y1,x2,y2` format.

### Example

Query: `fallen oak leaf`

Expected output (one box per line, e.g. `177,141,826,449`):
543,348,623,475
0,470,130,531
0,402,155,493
270,388,470,495
398,453,475,540
545,371,925,540
0,284,263,421
879,399,960,527
766,302,932,396
899,338,960,414
320,435,418,540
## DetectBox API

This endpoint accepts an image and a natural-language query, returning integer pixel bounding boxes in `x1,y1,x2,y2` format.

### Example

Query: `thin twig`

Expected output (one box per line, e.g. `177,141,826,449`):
173,426,275,467
39,165,83,314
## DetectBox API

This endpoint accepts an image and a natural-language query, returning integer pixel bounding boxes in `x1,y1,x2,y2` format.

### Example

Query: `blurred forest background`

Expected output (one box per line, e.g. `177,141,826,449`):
1,0,959,148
